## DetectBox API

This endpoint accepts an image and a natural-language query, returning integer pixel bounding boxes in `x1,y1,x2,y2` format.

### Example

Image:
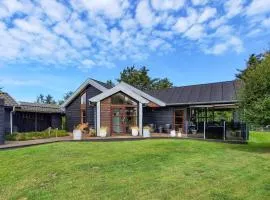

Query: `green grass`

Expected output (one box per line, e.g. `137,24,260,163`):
5,129,69,141
0,132,270,200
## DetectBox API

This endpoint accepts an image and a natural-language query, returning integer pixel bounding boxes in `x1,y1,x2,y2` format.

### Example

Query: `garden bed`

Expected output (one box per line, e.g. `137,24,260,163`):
5,129,69,141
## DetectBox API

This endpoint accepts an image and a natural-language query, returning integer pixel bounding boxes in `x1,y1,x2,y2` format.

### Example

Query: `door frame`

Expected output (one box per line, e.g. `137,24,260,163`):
110,105,138,135
174,109,185,133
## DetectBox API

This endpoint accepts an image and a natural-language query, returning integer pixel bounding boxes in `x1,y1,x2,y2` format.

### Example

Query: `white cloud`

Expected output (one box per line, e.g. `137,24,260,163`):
0,0,267,67
262,17,270,27
246,0,270,16
151,0,185,11
173,8,198,33
198,7,217,23
185,24,205,40
206,36,243,55
80,0,129,19
191,0,208,6
136,0,156,28
224,0,244,18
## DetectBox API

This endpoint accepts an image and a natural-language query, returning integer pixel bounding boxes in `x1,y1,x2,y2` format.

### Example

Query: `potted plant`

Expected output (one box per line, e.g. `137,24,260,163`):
100,127,107,137
143,126,151,137
177,128,183,137
131,126,139,136
73,124,83,140
170,130,176,137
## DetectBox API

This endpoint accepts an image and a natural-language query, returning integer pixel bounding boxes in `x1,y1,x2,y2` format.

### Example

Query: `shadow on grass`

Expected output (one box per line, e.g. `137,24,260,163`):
229,142,270,154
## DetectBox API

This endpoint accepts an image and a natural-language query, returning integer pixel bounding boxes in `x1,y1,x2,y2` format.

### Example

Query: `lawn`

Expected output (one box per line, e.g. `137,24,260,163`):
0,132,269,200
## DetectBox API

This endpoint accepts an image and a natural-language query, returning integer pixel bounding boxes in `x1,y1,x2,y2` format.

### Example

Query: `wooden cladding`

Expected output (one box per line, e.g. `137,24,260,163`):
100,97,112,135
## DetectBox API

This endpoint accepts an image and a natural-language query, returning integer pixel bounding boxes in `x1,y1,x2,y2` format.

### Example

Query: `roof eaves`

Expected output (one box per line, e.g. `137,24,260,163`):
62,78,108,108
120,82,166,106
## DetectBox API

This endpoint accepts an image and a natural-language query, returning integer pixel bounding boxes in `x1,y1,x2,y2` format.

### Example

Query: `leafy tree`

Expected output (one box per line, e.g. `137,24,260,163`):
117,66,173,90
0,87,2,92
236,52,269,80
239,52,270,126
151,78,173,90
36,94,45,103
45,94,56,104
106,80,115,88
36,94,56,104
58,91,73,105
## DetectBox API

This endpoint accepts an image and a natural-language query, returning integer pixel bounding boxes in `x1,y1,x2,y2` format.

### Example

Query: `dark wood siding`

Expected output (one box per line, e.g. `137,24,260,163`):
86,86,101,128
0,99,4,144
143,106,188,131
65,85,101,132
4,108,11,134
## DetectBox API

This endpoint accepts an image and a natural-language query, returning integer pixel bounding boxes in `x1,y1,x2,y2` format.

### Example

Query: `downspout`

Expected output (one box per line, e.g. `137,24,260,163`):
10,106,15,135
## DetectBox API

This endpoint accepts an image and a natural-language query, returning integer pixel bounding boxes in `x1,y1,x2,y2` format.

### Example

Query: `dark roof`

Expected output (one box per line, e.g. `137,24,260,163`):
145,80,242,105
91,79,113,89
0,92,18,107
16,102,63,113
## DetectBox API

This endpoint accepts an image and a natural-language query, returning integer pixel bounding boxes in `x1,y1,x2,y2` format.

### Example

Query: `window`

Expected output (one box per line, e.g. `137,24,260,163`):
81,92,86,105
111,93,137,105
81,110,86,123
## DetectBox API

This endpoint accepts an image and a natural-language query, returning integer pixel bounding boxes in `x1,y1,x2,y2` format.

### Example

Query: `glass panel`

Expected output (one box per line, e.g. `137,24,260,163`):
81,92,86,104
111,93,137,105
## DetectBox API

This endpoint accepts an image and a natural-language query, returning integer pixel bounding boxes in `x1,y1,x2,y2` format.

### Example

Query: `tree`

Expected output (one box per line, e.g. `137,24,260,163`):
117,66,173,90
106,80,115,88
36,94,56,104
238,52,270,126
58,91,73,105
36,94,45,103
45,94,56,104
151,78,173,90
236,52,269,80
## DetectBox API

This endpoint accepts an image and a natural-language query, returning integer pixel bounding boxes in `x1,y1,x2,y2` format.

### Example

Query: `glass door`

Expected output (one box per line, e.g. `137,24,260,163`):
174,110,184,132
112,108,125,134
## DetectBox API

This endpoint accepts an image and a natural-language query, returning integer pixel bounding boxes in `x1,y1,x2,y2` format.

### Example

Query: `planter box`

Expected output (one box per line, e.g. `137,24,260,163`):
73,130,82,140
170,130,176,137
100,129,107,137
143,128,150,138
131,128,139,136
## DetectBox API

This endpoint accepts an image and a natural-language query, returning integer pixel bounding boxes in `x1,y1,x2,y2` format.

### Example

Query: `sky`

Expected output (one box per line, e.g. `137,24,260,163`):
0,0,270,102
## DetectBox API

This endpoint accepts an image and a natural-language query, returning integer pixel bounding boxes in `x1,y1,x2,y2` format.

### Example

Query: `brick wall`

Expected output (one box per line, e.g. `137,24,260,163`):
100,97,111,136
0,99,5,145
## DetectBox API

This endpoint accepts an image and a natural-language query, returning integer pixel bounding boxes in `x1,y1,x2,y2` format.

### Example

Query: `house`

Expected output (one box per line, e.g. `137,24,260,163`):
0,92,63,134
63,78,248,141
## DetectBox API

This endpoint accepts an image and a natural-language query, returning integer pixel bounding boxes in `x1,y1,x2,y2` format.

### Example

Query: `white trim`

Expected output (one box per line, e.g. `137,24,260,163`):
90,84,149,104
62,79,108,108
139,102,143,136
120,82,166,106
96,102,100,136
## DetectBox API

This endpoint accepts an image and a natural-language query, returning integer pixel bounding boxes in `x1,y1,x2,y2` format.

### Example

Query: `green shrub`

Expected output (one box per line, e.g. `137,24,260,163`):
5,129,69,141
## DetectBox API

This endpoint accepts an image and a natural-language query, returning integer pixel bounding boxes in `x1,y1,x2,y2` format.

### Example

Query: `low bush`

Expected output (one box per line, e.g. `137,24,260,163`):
5,129,69,141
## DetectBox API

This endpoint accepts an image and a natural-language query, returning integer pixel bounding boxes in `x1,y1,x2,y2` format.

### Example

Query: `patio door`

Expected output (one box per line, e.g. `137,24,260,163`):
174,109,184,132
111,106,138,135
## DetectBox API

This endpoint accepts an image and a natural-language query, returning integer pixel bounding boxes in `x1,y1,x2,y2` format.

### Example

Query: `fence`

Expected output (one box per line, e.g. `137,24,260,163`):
186,121,249,141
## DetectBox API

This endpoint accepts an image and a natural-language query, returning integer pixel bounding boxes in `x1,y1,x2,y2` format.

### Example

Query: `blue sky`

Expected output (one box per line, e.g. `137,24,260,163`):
0,0,270,102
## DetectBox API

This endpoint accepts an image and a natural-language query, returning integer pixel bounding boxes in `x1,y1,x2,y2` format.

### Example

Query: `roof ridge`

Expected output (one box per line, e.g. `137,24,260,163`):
146,80,237,92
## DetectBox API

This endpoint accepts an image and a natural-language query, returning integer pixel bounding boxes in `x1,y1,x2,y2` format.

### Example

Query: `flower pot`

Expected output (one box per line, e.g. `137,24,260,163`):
170,130,176,137
73,129,82,140
131,128,139,136
143,128,150,138
100,128,107,137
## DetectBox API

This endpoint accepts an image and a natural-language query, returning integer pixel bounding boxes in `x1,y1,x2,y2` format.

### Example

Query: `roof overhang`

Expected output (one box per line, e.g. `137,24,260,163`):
166,100,238,106
89,84,149,104
120,82,166,106
62,79,108,108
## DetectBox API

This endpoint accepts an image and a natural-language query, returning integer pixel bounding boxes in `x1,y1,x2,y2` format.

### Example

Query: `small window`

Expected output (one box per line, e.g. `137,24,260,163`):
81,92,86,105
81,110,86,123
